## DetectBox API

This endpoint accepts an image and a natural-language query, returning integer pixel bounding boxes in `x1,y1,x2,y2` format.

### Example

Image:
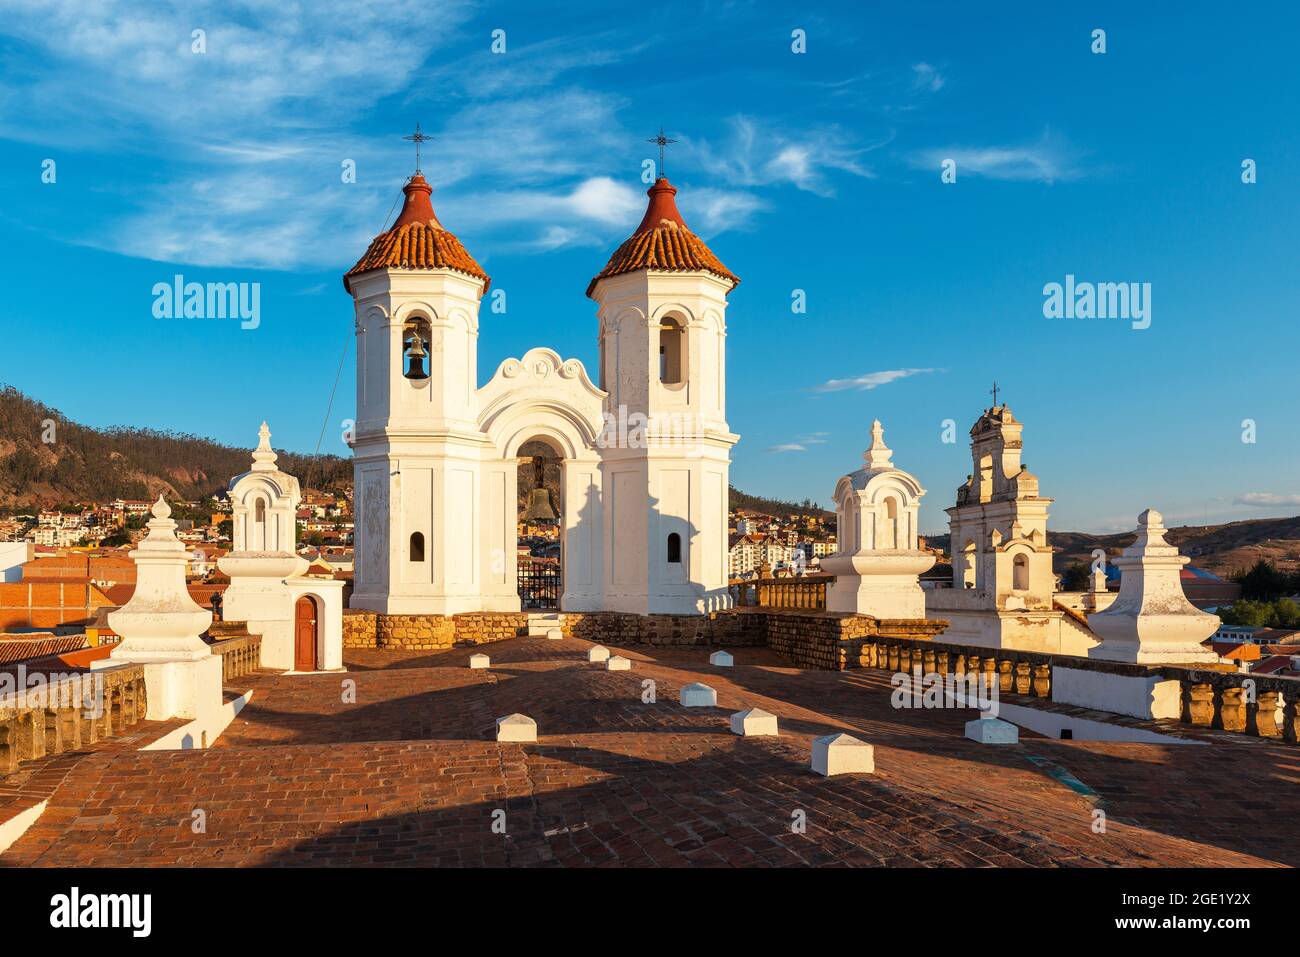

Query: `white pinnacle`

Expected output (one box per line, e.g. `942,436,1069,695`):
251,421,278,472
863,419,893,470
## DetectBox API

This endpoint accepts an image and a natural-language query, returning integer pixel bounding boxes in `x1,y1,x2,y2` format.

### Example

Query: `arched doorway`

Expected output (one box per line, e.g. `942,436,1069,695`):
517,439,562,609
294,596,318,671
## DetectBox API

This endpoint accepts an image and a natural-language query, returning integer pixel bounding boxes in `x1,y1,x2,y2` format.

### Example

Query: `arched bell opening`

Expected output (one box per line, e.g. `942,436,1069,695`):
658,315,685,385
402,317,432,380
1012,552,1030,591
516,438,563,609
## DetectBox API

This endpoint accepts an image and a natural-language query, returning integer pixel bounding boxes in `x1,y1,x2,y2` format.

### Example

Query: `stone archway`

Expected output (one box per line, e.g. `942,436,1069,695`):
477,349,607,612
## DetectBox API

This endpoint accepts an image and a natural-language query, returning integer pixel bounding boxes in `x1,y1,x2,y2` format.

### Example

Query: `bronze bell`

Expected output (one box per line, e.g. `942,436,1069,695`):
524,487,557,522
522,455,557,522
404,331,428,379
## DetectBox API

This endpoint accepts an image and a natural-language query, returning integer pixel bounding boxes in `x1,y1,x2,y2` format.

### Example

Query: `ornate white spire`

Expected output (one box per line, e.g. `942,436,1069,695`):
251,421,278,472
106,496,212,662
862,419,894,470
1087,507,1220,663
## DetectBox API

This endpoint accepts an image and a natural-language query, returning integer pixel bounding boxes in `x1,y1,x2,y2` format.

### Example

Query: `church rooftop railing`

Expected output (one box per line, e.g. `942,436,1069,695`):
729,575,833,611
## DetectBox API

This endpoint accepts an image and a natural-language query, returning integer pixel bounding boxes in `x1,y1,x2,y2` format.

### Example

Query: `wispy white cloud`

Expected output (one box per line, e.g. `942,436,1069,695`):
911,62,945,92
813,368,939,393
694,116,883,198
416,30,654,101
0,2,936,267
1235,492,1300,507
0,0,474,141
765,431,831,454
912,132,1083,183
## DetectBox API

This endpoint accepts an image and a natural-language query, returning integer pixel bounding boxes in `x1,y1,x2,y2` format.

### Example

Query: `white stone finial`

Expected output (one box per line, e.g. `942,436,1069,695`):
863,419,893,470
251,421,278,472
106,495,213,664
1086,507,1220,664
140,495,179,544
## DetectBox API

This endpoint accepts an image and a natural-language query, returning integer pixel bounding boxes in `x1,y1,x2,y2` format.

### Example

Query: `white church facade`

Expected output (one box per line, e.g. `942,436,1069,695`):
345,170,738,616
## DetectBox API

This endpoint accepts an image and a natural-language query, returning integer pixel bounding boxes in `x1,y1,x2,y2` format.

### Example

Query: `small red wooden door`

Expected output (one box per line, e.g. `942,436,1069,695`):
294,597,317,671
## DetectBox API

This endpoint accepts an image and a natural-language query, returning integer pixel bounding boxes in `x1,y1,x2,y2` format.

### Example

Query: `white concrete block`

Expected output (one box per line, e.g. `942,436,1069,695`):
811,733,874,776
1051,666,1182,720
495,713,537,742
546,627,563,640
469,653,490,669
680,682,718,707
709,650,734,667
964,716,1019,745
730,707,778,736
587,645,610,662
526,615,561,636
606,656,632,671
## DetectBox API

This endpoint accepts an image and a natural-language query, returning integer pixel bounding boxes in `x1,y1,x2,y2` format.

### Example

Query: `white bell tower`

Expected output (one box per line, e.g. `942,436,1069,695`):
588,176,739,614
346,171,492,614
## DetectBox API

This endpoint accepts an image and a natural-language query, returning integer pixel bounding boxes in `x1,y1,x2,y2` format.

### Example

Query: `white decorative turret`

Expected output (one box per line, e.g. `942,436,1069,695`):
219,421,305,581
823,421,935,618
217,422,345,673
1087,509,1221,663
107,496,212,662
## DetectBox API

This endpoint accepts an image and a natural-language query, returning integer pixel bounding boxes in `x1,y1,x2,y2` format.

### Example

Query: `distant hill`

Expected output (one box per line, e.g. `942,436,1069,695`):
0,386,351,510
729,486,832,520
927,515,1300,577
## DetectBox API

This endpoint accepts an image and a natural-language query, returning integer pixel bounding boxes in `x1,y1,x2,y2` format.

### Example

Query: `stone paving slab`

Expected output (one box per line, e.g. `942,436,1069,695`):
1,636,1292,867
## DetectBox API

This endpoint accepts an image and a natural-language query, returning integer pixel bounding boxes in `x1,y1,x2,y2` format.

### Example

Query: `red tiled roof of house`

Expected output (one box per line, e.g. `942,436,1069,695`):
587,178,739,297
1212,641,1262,661
0,633,87,666
1252,655,1297,675
344,174,490,294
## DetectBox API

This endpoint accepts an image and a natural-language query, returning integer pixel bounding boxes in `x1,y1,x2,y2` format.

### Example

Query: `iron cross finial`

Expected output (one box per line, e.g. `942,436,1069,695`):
646,126,678,178
403,122,434,174
990,381,1001,408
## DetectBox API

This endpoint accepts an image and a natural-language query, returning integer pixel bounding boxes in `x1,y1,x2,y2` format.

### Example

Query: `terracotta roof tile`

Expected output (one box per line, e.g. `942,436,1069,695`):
344,174,490,294
587,178,739,297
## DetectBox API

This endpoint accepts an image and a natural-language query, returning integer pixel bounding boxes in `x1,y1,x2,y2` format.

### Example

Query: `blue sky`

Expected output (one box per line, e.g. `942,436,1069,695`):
1,0,1297,534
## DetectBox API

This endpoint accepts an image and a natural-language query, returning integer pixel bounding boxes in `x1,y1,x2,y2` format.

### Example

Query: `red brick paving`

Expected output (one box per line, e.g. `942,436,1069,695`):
2,635,1294,867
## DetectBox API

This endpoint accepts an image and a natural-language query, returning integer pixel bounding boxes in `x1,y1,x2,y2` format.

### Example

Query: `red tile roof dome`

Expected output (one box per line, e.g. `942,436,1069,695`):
586,177,739,298
344,174,490,294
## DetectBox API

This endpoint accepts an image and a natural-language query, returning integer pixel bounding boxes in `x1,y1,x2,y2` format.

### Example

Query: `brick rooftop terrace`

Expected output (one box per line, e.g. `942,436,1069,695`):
2,634,1296,867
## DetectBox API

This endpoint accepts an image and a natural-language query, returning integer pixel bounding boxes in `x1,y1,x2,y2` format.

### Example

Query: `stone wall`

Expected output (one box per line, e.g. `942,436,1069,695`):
761,611,948,670
454,613,530,645
341,605,941,669
343,609,530,650
342,609,378,648
566,611,762,647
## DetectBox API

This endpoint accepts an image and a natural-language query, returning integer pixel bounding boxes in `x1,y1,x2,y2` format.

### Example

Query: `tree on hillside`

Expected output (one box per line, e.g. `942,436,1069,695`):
1059,562,1090,591
1234,560,1291,601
